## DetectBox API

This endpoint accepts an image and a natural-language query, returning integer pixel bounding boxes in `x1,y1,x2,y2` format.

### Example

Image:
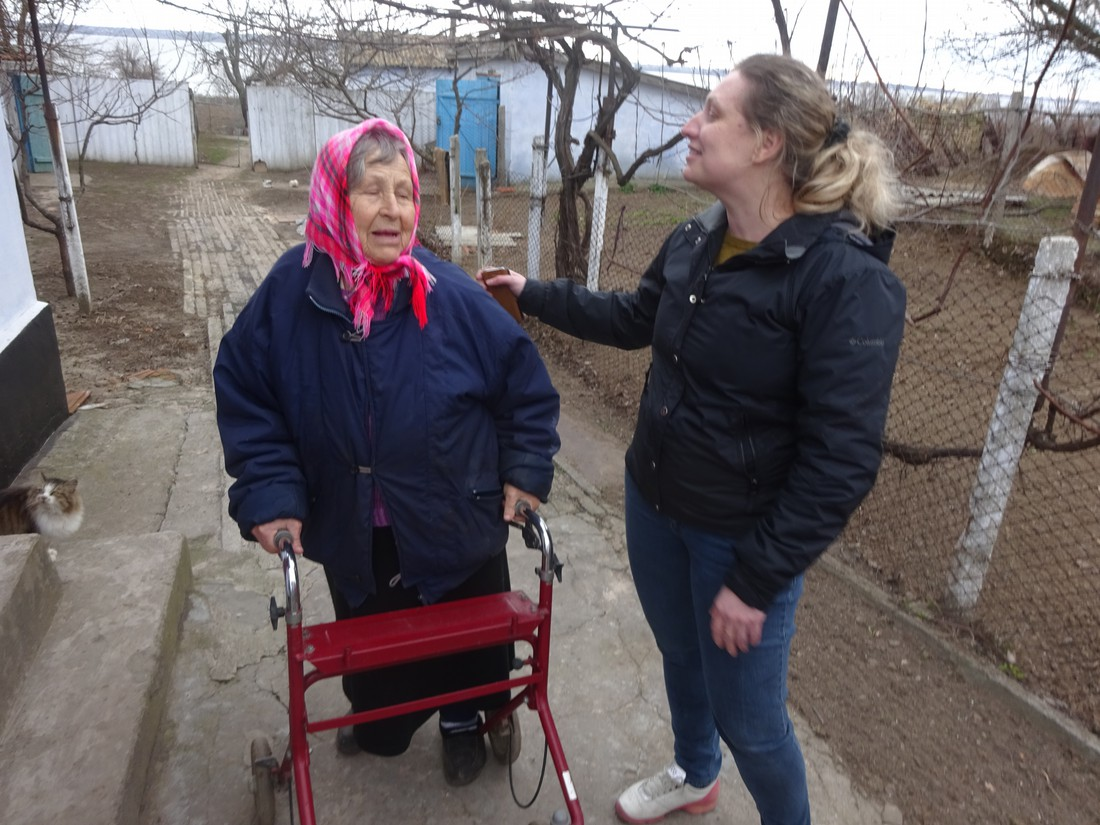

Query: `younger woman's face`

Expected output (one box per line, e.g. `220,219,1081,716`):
680,71,767,196
349,154,416,265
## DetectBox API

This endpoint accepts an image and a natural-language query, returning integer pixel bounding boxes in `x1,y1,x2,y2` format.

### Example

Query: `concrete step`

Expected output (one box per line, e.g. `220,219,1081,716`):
0,531,191,825
0,535,62,732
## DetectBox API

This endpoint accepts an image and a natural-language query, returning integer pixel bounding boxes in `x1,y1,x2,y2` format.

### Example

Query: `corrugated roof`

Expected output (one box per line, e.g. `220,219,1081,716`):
352,33,514,70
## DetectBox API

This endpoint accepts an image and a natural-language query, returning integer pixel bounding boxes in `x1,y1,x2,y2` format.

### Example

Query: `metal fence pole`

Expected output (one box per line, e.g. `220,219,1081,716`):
948,236,1078,611
528,138,547,281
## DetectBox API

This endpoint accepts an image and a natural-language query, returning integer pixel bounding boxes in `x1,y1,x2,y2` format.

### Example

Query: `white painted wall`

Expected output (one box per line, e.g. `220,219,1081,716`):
248,80,437,172
246,63,706,179
0,105,44,352
248,85,319,170
473,59,703,183
4,73,197,168
53,77,196,166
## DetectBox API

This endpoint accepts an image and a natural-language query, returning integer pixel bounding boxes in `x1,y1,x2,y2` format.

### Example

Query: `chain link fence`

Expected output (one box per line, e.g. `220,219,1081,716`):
420,93,1100,738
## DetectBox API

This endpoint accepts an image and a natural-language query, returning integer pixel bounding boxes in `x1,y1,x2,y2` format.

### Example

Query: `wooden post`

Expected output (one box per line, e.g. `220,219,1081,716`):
984,91,1024,249
449,134,462,265
948,236,1077,611
496,104,509,187
475,148,493,271
433,147,448,207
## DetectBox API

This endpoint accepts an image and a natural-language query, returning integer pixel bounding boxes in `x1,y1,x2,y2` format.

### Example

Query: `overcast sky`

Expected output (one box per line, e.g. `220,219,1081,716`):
75,0,1099,101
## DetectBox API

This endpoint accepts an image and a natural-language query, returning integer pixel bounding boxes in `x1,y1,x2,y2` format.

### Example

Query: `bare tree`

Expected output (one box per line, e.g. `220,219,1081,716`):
2,0,87,69
172,0,698,279
362,0,693,280
948,0,1100,94
770,0,792,56
74,33,186,178
104,41,163,80
187,1,301,127
1003,0,1100,61
182,0,444,140
3,0,91,295
5,16,191,303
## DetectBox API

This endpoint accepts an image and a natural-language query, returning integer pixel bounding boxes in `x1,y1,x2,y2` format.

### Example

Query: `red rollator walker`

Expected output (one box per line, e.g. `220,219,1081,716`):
250,503,584,825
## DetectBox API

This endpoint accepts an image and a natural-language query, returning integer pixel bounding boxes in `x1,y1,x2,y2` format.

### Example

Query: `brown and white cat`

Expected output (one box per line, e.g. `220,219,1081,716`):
0,474,84,538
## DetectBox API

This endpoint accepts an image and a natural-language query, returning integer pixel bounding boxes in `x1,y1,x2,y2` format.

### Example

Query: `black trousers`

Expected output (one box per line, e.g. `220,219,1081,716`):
325,528,512,756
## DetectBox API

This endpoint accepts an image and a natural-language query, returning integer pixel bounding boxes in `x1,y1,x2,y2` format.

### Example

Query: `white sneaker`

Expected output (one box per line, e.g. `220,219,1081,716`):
614,761,720,824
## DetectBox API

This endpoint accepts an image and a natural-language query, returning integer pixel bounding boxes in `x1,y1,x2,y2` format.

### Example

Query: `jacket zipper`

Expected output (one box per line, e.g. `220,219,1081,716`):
313,295,406,595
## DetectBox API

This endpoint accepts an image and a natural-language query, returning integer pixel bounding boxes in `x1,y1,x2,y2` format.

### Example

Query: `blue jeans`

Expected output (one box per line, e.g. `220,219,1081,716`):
625,472,810,825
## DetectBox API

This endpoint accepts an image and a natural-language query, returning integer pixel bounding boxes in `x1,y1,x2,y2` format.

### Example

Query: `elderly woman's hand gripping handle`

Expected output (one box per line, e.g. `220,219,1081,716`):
252,518,305,555
502,482,539,524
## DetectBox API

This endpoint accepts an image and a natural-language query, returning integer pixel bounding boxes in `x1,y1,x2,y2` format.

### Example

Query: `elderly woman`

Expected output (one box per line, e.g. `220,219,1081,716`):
214,119,560,787
483,54,906,824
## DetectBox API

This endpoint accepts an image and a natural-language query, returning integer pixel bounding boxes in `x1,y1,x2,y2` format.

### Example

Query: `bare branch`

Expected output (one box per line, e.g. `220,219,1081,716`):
587,129,684,185
837,1,930,156
770,0,791,56
1033,380,1100,437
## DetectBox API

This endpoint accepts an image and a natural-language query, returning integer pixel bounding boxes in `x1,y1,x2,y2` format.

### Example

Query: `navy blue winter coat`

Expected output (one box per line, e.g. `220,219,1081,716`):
519,204,906,610
214,244,560,606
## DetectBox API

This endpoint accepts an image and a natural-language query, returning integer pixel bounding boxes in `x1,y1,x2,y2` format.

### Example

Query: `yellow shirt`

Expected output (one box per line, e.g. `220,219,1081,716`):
717,233,756,266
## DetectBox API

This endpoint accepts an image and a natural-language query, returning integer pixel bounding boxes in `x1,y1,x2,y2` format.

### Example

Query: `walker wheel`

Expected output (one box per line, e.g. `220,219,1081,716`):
250,736,277,825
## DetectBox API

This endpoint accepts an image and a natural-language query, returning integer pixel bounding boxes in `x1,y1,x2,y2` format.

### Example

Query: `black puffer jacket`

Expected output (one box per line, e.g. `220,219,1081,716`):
519,203,906,609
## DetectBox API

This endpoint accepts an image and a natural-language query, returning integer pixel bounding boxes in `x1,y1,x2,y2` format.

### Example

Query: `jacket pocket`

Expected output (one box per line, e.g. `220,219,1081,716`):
713,406,760,504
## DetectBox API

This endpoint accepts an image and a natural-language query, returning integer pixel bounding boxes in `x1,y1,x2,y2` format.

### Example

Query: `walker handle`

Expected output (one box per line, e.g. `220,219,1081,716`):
514,501,562,583
270,529,302,629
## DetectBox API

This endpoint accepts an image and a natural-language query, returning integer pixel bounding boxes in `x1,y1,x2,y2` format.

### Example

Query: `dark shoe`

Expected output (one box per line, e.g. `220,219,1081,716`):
441,730,487,786
336,723,362,756
488,710,521,764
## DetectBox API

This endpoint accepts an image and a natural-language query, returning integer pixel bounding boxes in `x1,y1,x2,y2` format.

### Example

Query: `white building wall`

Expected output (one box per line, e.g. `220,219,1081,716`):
0,105,43,351
245,62,706,178
454,59,703,182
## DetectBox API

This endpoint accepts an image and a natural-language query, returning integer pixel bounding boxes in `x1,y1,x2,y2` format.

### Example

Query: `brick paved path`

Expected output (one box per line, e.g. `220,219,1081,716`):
172,175,297,363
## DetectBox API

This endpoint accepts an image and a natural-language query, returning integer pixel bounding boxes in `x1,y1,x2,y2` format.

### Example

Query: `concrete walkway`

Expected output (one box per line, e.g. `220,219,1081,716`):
16,173,898,825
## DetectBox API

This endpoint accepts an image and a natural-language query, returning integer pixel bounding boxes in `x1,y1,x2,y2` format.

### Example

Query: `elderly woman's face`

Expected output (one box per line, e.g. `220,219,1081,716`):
349,153,416,265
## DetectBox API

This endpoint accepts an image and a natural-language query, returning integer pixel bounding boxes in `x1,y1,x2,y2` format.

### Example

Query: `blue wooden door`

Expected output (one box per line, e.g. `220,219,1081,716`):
435,77,499,184
11,75,53,173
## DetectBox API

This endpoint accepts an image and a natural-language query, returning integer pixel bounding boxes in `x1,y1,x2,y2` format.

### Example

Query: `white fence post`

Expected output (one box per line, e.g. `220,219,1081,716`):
449,134,462,265
475,147,493,271
50,125,91,313
527,138,547,281
948,236,1078,610
586,161,609,290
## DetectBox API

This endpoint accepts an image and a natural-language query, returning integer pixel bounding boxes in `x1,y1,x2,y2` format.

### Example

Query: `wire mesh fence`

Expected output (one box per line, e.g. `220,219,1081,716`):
847,234,1100,739
419,93,1100,738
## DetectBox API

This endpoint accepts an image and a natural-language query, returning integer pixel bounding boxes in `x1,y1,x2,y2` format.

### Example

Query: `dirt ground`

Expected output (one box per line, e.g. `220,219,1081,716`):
20,155,1100,825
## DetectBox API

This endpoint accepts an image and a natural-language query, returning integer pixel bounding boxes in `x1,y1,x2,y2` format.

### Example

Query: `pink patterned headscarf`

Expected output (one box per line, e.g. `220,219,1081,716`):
303,118,433,336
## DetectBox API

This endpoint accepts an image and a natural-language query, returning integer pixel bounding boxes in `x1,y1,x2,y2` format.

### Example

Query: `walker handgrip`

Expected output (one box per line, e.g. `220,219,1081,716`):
274,529,294,554
273,529,302,628
516,505,562,583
